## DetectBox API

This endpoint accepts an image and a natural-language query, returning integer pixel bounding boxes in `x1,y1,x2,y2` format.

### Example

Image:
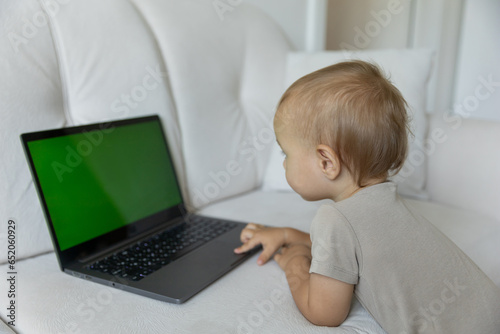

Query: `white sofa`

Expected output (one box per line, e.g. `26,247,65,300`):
1,0,499,333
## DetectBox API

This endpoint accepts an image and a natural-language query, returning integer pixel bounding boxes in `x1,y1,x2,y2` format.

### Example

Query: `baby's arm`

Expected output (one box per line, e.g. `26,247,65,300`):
234,223,310,265
274,244,353,327
235,223,353,326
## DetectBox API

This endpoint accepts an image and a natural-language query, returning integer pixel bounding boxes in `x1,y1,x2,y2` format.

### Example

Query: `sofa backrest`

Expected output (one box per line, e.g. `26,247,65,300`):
0,0,290,261
131,0,290,209
1,0,68,261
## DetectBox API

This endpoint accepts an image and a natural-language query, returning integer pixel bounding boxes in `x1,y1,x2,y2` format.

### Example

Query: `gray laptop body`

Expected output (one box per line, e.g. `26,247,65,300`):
21,115,258,304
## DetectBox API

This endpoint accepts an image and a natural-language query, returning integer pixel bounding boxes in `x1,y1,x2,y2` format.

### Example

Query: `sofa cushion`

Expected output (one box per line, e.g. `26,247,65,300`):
262,49,434,200
42,0,178,125
426,115,500,222
132,0,291,209
0,0,66,262
38,0,187,191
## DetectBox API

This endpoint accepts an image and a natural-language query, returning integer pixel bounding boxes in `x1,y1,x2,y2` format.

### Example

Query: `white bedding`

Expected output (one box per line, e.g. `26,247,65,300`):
1,190,499,333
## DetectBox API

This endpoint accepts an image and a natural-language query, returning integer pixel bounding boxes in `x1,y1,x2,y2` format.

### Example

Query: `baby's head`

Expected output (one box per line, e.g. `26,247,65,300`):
275,60,409,188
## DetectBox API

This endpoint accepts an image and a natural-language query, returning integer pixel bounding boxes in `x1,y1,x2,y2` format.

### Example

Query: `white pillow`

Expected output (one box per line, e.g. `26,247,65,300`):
262,49,435,199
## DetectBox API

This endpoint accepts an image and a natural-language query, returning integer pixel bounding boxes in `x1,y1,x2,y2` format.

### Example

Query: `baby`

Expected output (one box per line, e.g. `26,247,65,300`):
234,60,500,333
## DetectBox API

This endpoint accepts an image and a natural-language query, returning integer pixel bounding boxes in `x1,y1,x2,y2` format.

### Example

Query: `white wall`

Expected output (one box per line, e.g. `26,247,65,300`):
244,0,327,51
453,0,500,122
326,0,412,50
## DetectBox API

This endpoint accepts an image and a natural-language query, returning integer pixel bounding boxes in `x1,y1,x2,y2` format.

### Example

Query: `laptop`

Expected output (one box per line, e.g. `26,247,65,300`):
21,115,259,304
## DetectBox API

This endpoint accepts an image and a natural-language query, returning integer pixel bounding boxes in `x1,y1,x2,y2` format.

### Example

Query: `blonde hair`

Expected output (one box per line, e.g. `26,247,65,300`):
275,60,410,187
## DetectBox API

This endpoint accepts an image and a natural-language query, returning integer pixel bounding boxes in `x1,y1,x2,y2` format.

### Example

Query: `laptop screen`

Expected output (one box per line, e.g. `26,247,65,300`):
24,117,183,251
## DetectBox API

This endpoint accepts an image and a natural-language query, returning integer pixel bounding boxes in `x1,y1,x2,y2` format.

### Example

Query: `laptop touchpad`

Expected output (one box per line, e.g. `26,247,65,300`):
139,239,252,298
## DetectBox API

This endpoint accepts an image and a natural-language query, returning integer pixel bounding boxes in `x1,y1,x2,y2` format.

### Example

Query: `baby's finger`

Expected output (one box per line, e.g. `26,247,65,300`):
256,246,278,266
234,237,261,254
273,253,286,270
246,223,265,230
240,227,257,243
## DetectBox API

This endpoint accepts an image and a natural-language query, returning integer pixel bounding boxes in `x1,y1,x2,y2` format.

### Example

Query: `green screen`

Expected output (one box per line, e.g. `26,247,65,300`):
28,120,183,251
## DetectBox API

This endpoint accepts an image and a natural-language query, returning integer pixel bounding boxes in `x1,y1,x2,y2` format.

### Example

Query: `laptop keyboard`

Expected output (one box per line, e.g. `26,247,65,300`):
87,217,237,281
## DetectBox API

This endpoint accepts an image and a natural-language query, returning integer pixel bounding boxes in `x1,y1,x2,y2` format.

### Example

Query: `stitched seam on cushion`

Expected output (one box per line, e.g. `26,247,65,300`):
128,0,191,204
38,0,73,126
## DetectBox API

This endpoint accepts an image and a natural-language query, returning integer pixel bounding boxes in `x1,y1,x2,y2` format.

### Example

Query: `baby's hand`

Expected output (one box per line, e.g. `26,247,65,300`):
274,243,312,271
234,223,286,265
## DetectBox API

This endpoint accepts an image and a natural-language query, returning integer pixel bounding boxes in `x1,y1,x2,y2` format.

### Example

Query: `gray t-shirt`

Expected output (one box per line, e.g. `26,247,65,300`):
309,182,500,333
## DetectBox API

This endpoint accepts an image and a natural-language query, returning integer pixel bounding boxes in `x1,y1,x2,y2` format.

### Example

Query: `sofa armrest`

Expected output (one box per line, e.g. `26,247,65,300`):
425,113,500,221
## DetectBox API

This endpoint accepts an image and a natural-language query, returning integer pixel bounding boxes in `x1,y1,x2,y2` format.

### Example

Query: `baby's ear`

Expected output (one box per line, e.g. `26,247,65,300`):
316,145,341,180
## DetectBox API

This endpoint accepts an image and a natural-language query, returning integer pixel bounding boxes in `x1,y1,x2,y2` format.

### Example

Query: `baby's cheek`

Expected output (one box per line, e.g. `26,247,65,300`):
285,174,304,197
284,171,296,190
